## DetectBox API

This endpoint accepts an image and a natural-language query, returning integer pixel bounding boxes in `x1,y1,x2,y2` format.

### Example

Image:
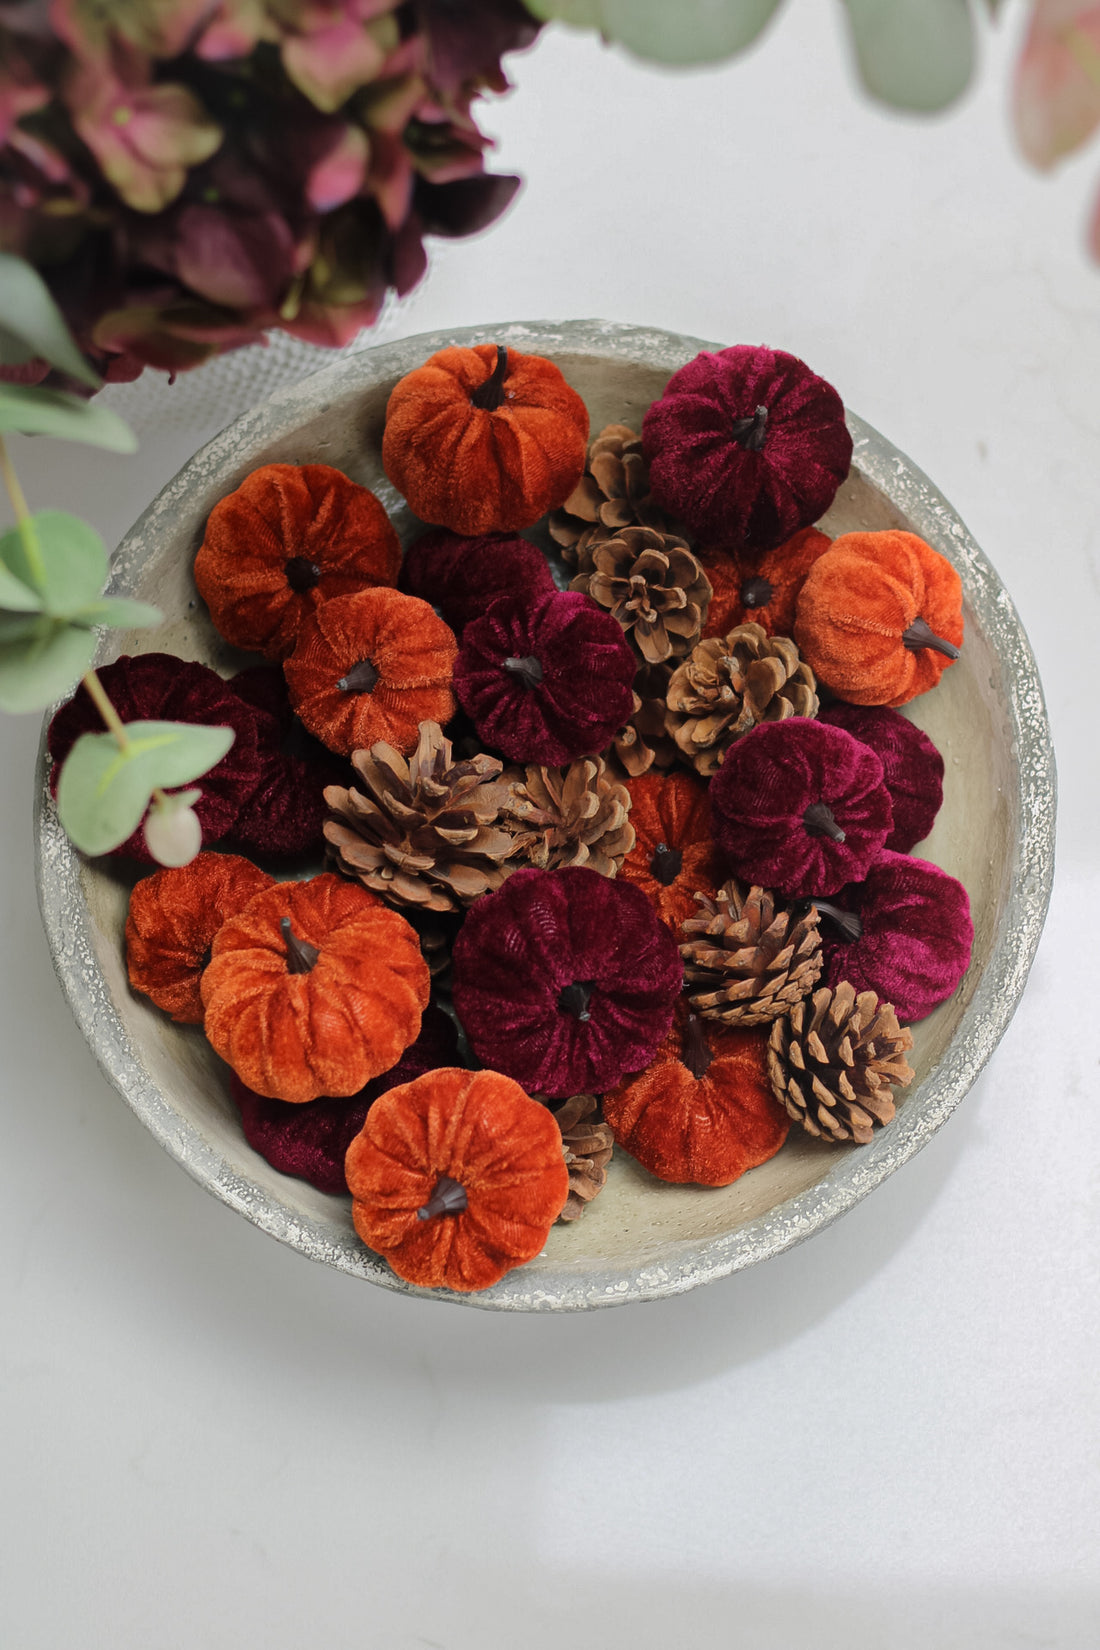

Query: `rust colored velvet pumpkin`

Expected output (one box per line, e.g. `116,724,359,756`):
794,530,964,707
702,527,832,640
125,852,274,1024
345,1066,570,1292
382,343,590,535
284,587,457,757
194,463,401,662
602,1003,788,1186
201,872,430,1103
619,769,722,930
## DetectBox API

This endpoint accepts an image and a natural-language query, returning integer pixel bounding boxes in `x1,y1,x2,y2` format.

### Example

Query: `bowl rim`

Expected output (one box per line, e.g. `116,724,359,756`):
33,319,1057,1312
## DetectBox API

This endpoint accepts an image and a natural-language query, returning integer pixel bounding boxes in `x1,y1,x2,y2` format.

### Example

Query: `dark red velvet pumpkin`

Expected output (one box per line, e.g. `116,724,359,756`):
818,702,944,854
398,528,555,636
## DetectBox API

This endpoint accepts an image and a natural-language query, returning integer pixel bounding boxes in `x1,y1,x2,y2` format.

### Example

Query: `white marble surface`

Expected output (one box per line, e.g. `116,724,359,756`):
1,9,1097,1647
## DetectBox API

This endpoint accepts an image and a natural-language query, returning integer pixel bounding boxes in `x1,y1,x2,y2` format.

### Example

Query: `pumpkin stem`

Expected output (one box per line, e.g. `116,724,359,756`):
285,556,322,593
280,916,320,974
803,802,846,843
809,899,863,943
649,841,683,886
559,980,595,1021
416,1174,468,1221
902,616,960,660
731,404,769,453
469,344,509,411
503,653,543,689
338,657,380,694
682,1012,715,1080
739,574,774,609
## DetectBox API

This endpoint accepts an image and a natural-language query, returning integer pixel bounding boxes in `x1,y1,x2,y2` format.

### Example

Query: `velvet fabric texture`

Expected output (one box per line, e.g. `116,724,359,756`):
47,653,264,861
451,865,683,1099
230,1003,459,1195
125,852,275,1024
619,769,722,930
345,1066,571,1292
382,343,589,535
284,588,457,758
398,528,555,636
194,463,401,662
225,667,347,860
709,719,893,898
202,872,430,1103
702,527,832,640
454,587,635,765
641,347,852,555
794,530,964,707
602,1003,788,1186
817,849,973,1023
818,702,944,853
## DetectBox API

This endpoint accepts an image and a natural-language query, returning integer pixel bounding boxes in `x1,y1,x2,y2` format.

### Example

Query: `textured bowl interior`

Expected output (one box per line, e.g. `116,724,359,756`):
34,321,1055,1311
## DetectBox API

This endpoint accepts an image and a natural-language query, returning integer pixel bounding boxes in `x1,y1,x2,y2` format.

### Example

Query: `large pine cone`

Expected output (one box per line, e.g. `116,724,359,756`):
681,882,823,1026
549,1093,614,1221
499,756,635,875
548,424,669,566
324,720,529,914
665,623,818,777
570,526,712,666
767,981,914,1145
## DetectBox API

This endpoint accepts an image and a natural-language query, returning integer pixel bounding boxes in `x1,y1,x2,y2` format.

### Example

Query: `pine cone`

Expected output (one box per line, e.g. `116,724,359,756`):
570,526,712,666
681,882,823,1026
324,720,530,914
665,623,818,777
767,981,914,1145
500,757,635,875
607,663,678,779
549,1093,614,1221
548,424,670,566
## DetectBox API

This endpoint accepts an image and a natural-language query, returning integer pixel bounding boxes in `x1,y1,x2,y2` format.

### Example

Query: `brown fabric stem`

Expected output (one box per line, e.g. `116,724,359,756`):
740,574,774,608
416,1174,468,1221
649,841,683,886
810,900,863,943
682,1012,715,1080
803,802,846,843
280,916,320,974
503,653,543,688
285,556,322,592
469,344,509,410
731,404,769,452
902,616,960,660
337,657,380,694
559,981,594,1021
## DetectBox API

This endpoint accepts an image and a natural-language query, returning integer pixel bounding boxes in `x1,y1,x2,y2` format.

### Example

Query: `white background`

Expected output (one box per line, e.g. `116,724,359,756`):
1,7,1097,1647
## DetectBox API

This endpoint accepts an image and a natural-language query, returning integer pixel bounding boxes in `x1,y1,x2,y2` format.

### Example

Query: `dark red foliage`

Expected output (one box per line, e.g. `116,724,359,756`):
709,719,893,899
47,654,263,861
453,587,636,765
817,850,973,1023
398,528,555,636
231,1003,460,1195
641,346,853,556
451,865,683,1099
224,667,348,860
818,702,944,854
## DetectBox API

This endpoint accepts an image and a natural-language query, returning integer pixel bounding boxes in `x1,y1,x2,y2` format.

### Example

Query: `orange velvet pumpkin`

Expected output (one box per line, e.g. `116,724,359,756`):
602,1003,788,1186
201,872,430,1103
702,527,832,640
194,463,401,662
345,1066,570,1292
283,587,457,757
382,343,590,535
618,769,723,930
794,530,964,707
126,852,275,1024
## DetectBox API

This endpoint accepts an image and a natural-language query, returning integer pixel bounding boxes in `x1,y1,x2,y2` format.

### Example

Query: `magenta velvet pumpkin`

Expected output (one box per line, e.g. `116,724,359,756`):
709,718,893,899
818,702,944,854
451,865,683,1099
641,346,853,555
398,528,555,636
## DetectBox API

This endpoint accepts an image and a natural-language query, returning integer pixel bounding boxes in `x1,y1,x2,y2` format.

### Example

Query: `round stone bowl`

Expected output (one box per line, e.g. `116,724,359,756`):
34,321,1055,1312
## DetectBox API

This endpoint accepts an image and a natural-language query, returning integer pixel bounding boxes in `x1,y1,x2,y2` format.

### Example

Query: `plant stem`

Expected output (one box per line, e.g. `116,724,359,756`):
80,667,132,751
0,431,46,591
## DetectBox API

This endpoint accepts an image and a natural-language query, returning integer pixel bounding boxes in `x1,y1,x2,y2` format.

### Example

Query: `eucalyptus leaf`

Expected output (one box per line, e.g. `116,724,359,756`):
0,324,39,368
73,596,163,631
0,256,100,388
842,0,975,112
0,556,43,612
0,618,98,713
57,720,235,855
0,385,137,451
0,512,108,616
526,0,784,62
0,611,46,644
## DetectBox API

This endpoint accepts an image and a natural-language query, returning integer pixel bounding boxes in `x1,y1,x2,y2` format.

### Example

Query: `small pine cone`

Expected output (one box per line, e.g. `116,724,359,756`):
548,424,670,567
324,720,531,914
607,664,678,779
681,882,823,1026
666,623,818,777
407,913,459,986
548,1093,614,1221
571,526,712,666
500,756,635,876
767,981,914,1145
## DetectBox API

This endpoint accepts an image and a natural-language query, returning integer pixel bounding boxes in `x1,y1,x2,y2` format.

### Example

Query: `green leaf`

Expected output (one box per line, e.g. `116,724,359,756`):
72,596,163,631
57,720,235,855
0,558,43,612
841,0,975,112
0,386,137,452
0,512,108,616
0,256,100,388
0,618,98,712
0,611,46,643
525,0,783,62
0,325,40,368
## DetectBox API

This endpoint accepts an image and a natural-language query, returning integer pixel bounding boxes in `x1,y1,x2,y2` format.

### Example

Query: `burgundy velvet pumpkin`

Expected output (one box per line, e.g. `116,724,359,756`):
814,849,973,1023
454,587,636,765
225,666,347,860
709,719,893,899
451,865,683,1099
818,702,944,854
398,528,555,636
641,346,852,555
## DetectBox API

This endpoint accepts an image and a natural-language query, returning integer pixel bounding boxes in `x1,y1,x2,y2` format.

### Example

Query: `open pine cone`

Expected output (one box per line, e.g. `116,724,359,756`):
548,1093,614,1221
324,720,530,914
665,623,819,777
570,526,712,666
500,757,635,876
767,981,914,1145
607,663,679,779
548,424,670,566
681,882,823,1026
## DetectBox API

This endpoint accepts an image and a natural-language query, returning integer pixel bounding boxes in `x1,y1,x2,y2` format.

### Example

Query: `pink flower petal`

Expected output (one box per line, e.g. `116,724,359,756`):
282,16,397,113
306,122,370,211
1013,0,1100,168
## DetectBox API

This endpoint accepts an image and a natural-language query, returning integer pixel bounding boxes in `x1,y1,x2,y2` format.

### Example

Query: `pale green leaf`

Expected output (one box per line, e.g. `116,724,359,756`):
0,512,108,616
0,611,45,643
0,255,100,388
842,0,975,112
72,596,163,631
0,618,98,712
57,720,235,855
0,324,39,367
526,0,783,63
0,385,137,451
0,556,43,612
